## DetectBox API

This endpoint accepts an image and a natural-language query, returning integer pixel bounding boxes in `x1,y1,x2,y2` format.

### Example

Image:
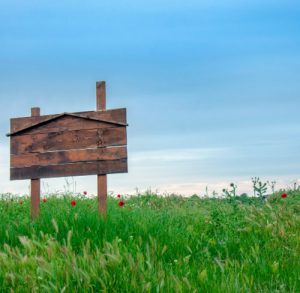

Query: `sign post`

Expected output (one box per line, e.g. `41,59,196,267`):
96,81,108,215
7,81,128,218
30,107,41,219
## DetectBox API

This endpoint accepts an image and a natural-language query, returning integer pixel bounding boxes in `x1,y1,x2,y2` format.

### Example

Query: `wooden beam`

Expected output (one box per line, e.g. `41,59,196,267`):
11,127,127,155
31,107,40,117
11,146,127,168
96,81,107,216
11,158,128,180
96,81,106,111
10,108,127,134
98,175,107,215
30,107,40,219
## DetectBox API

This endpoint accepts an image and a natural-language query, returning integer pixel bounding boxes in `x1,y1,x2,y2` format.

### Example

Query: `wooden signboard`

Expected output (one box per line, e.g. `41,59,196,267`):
7,81,128,218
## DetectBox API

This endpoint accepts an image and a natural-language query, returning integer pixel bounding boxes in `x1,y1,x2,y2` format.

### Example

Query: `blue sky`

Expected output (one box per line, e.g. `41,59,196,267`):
0,0,299,195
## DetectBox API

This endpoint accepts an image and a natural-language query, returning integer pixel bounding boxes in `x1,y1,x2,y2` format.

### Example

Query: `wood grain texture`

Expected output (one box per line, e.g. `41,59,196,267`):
96,81,107,216
98,175,107,215
11,127,126,155
11,146,127,168
31,107,40,117
96,81,106,111
16,116,121,135
78,109,126,124
30,107,41,219
10,108,126,134
11,158,127,180
31,178,40,219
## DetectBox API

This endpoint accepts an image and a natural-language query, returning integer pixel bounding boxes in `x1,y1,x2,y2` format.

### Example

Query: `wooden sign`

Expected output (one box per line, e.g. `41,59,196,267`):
7,81,128,218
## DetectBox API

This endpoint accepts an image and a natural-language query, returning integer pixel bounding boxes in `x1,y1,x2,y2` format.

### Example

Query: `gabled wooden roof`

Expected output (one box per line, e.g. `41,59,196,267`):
7,112,127,137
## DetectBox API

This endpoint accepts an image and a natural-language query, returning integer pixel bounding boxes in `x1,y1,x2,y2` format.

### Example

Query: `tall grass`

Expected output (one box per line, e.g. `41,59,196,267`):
0,191,299,292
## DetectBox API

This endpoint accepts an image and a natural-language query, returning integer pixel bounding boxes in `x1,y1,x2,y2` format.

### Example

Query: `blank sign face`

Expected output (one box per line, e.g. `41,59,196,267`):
9,108,128,180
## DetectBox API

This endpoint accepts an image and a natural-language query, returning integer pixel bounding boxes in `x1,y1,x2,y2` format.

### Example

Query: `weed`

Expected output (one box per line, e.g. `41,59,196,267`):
0,191,298,291
252,177,268,199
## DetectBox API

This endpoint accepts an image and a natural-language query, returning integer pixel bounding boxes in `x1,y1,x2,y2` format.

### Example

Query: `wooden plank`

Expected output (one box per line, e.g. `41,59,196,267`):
20,116,121,135
11,146,127,168
31,107,40,117
10,159,127,180
30,107,41,219
96,81,107,216
96,81,106,110
10,108,126,134
98,175,107,214
11,114,60,134
31,178,40,219
77,108,126,124
11,127,127,155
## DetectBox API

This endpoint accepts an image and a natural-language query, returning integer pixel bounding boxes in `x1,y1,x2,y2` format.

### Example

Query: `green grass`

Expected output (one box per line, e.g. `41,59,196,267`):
0,191,299,292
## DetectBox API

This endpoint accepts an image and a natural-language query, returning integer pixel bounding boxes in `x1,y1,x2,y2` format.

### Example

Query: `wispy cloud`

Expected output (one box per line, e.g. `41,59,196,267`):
1,141,299,196
130,147,229,163
0,0,299,196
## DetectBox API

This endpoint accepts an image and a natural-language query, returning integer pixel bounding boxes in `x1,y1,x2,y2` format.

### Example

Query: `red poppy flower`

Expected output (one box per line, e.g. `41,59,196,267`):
83,191,87,195
281,193,287,198
118,201,125,207
117,194,121,198
19,200,23,205
71,200,76,206
42,198,47,202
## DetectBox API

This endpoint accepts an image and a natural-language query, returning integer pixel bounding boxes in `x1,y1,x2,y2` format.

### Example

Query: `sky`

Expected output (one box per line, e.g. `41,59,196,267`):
0,0,300,196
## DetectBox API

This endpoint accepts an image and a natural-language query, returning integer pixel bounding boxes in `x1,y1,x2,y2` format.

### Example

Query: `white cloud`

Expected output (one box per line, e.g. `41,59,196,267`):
130,147,229,162
1,142,299,197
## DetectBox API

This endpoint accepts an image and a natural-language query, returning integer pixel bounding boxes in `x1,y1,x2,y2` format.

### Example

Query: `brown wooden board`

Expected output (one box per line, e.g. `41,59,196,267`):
8,81,128,219
9,108,126,135
14,116,122,135
97,81,108,215
11,127,127,155
31,179,40,218
9,95,127,181
11,146,127,168
11,158,127,180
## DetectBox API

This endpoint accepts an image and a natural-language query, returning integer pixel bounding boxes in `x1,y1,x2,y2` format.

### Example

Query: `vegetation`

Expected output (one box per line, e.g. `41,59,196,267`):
0,190,299,292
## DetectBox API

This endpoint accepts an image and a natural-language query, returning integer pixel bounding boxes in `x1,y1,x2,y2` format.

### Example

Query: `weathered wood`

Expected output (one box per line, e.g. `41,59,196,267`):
10,114,59,134
76,109,126,124
31,178,40,219
10,108,126,134
11,127,126,155
98,175,107,214
96,81,106,111
11,159,127,180
97,81,107,216
14,116,122,135
30,107,41,219
11,146,127,168
8,81,128,218
31,107,40,117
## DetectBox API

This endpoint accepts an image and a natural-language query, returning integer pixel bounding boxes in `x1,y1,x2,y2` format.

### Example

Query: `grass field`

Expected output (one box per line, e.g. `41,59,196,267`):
0,190,299,292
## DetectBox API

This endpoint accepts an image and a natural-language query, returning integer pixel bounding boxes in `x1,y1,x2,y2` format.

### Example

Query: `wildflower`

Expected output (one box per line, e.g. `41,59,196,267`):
42,198,47,203
281,193,287,198
19,200,23,205
83,191,87,195
117,194,121,198
118,201,125,207
71,200,76,206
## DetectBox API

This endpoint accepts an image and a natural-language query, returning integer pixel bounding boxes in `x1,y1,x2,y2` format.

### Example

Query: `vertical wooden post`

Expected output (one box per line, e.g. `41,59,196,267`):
96,81,107,215
96,81,106,110
30,107,41,219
